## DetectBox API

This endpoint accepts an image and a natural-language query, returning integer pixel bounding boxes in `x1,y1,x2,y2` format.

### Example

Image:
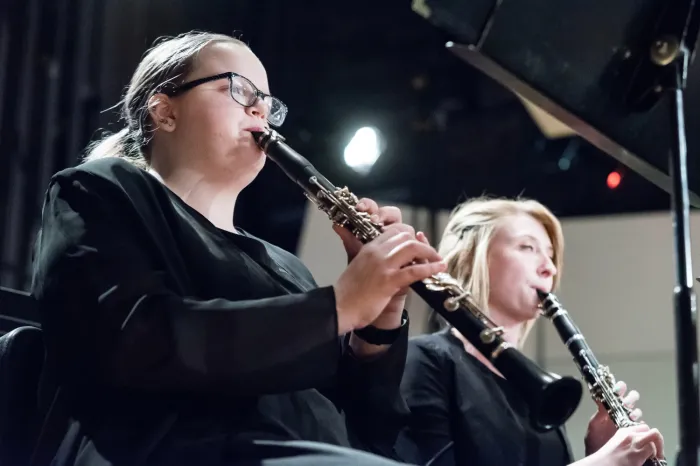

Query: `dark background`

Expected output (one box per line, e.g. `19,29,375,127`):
0,0,673,290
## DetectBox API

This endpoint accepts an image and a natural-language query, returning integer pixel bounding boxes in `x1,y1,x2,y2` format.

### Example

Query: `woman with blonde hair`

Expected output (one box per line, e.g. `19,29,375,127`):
393,196,664,466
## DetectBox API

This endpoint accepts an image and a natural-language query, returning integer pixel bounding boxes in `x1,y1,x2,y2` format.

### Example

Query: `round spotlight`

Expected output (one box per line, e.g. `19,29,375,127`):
343,126,384,175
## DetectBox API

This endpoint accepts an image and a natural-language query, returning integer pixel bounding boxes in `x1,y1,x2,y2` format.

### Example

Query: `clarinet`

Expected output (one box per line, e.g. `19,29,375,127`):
252,127,583,432
537,290,666,465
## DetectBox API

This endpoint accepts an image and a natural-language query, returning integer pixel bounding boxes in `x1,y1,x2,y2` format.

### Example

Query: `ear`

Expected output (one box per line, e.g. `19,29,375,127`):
147,93,177,133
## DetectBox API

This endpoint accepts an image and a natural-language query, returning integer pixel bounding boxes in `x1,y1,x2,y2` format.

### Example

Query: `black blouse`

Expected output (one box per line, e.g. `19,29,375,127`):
394,328,574,466
30,158,410,465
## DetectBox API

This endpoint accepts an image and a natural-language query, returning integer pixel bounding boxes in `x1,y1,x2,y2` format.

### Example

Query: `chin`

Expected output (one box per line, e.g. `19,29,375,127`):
213,148,266,185
526,308,541,320
233,144,266,165
251,147,266,169
246,141,267,165
254,146,266,161
515,304,541,322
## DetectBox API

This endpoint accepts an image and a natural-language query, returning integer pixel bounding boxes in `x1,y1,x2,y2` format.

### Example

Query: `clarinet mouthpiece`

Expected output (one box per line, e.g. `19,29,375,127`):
250,131,264,143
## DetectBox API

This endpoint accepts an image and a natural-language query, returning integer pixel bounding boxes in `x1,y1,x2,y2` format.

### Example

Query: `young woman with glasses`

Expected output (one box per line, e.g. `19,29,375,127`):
31,31,445,466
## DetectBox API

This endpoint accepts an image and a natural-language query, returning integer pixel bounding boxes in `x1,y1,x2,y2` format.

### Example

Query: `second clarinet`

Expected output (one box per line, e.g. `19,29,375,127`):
252,127,583,432
537,290,666,466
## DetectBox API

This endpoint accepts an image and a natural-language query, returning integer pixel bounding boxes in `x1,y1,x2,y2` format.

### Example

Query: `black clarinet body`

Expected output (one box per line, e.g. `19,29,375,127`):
252,128,583,432
538,290,666,466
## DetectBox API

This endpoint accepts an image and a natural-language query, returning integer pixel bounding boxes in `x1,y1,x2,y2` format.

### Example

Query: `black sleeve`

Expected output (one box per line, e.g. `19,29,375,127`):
31,171,341,397
560,425,575,463
337,317,411,457
395,340,456,466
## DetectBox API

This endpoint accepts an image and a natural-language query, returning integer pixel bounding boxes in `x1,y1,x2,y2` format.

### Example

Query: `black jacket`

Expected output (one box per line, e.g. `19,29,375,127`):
30,158,410,465
394,329,575,466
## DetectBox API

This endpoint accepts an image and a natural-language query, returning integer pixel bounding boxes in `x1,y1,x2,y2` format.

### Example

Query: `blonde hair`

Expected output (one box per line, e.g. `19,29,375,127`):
437,195,564,348
83,31,247,169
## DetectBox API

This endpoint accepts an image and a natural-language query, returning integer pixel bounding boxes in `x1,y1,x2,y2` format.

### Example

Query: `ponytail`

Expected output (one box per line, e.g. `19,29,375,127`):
81,32,245,171
82,128,149,169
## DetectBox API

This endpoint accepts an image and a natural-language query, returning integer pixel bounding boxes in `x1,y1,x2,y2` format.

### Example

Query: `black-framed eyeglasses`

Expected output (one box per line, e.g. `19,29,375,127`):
163,72,288,127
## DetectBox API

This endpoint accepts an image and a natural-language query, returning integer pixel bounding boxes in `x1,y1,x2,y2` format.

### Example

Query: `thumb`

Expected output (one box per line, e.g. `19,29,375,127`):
332,224,355,245
593,400,608,419
332,224,362,260
417,231,431,245
414,232,436,265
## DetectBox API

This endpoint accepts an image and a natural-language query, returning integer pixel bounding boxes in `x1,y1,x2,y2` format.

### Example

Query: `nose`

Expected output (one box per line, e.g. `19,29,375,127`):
538,254,557,280
245,96,269,122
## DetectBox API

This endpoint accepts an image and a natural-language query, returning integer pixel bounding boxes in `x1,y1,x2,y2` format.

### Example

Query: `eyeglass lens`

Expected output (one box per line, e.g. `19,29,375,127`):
230,75,287,126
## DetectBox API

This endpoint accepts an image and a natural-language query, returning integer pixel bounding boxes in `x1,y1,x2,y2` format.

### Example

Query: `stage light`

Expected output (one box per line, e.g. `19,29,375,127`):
607,171,621,189
343,126,383,175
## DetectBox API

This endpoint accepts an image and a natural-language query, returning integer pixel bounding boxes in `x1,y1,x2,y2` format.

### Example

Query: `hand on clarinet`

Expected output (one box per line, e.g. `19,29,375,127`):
584,380,664,465
586,424,664,466
332,197,445,336
333,197,395,263
585,381,643,454
333,198,432,326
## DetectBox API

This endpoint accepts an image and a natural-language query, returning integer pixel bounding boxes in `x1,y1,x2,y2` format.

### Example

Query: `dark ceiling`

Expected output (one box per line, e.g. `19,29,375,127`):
211,0,670,251
0,0,675,286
